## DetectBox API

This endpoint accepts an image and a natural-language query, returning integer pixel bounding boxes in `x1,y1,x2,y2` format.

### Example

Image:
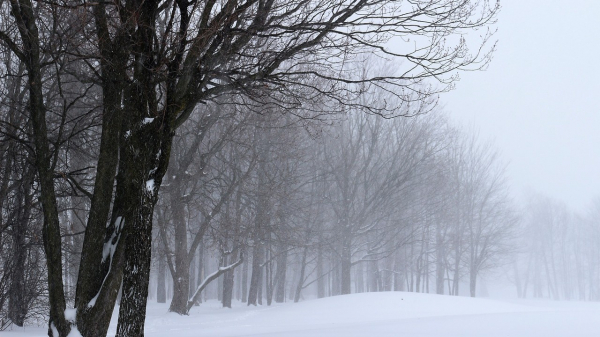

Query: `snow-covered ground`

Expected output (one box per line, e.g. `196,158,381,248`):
6,292,600,336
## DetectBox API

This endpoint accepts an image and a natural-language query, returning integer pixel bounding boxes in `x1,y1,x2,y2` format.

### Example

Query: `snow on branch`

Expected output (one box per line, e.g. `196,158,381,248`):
186,256,243,313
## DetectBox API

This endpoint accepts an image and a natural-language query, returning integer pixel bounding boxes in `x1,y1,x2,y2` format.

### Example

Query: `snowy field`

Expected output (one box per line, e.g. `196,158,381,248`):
5,292,600,336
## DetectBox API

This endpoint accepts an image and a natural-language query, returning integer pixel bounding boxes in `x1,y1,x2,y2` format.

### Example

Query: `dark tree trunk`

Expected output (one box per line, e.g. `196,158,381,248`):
116,202,154,336
7,170,33,326
114,61,175,333
9,2,70,333
168,180,190,315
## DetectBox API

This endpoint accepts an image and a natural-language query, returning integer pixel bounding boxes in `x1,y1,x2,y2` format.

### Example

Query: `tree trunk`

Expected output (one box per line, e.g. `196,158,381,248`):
294,246,309,303
316,243,325,298
7,255,25,326
274,246,288,303
340,248,352,295
167,178,191,314
7,174,33,326
241,255,248,303
196,243,204,305
257,265,263,305
469,268,477,297
11,3,70,333
189,252,196,300
114,86,175,334
157,252,166,303
222,250,237,308
116,196,156,336
247,244,263,306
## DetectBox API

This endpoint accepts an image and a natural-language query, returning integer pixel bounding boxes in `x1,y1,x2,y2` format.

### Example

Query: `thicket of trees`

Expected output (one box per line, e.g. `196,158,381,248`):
146,104,519,307
0,0,590,336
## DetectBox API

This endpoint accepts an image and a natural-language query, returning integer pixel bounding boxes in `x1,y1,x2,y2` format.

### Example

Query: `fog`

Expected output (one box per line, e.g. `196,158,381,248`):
445,0,600,212
2,0,600,336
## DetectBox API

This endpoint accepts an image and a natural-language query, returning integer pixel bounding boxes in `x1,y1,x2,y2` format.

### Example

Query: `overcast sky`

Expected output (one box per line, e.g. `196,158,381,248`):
443,0,600,213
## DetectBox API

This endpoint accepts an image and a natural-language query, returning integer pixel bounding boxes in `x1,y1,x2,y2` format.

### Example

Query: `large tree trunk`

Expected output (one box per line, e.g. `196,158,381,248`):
116,201,154,336
115,127,174,335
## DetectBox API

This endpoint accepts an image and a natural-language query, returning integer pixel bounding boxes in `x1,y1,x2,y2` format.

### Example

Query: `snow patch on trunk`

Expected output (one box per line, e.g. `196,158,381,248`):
89,217,124,308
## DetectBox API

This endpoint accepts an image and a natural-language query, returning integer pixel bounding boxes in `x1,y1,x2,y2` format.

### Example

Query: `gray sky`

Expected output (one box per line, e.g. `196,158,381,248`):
444,0,600,213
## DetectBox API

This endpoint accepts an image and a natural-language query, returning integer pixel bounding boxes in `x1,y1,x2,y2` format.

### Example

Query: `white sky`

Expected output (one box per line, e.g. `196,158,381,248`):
443,0,600,213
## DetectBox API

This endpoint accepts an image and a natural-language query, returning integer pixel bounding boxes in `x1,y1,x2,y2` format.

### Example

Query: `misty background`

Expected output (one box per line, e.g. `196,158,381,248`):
446,0,600,212
1,0,600,335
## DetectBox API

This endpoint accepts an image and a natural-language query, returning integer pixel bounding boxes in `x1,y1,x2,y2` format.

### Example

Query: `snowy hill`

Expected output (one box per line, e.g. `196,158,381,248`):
6,292,600,336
